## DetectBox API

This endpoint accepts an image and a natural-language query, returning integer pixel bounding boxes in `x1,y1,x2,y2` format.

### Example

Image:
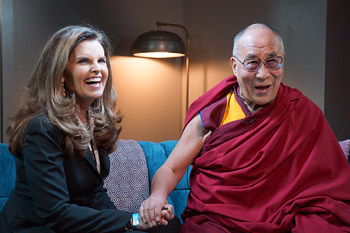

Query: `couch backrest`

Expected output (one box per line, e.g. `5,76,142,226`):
138,140,191,221
104,139,191,221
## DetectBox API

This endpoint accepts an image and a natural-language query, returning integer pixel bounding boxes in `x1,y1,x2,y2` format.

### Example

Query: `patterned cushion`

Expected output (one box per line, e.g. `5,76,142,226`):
339,139,350,160
104,139,150,212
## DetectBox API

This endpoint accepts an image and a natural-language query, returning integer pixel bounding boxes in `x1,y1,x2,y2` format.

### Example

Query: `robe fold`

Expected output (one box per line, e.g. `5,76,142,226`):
180,75,350,233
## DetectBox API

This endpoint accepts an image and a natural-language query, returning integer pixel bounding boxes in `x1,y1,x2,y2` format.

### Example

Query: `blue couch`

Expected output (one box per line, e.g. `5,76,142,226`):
1,139,349,222
0,140,191,222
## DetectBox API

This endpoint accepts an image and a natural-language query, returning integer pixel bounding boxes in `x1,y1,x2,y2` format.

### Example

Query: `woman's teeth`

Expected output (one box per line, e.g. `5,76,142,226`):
85,77,101,85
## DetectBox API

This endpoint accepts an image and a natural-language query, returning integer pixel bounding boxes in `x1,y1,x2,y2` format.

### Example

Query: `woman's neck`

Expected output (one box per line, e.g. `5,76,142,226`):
76,106,88,128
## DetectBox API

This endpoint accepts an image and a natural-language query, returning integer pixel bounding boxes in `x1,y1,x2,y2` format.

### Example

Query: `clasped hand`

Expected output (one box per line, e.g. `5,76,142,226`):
139,194,174,229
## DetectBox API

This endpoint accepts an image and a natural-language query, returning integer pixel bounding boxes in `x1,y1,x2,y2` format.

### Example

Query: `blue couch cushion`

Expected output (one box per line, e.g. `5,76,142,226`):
0,143,15,211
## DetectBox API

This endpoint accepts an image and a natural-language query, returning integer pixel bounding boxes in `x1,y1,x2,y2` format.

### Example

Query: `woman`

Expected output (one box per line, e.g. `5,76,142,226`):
0,25,179,232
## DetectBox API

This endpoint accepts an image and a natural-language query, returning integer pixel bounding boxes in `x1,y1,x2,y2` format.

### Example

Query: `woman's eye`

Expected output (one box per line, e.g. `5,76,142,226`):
98,59,106,63
78,59,88,64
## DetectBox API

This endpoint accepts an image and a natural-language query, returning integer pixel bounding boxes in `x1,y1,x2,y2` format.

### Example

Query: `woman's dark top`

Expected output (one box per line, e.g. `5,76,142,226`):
0,114,132,232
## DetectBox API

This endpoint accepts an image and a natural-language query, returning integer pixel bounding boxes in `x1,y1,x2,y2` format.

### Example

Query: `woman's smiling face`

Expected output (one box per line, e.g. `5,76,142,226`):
62,39,108,110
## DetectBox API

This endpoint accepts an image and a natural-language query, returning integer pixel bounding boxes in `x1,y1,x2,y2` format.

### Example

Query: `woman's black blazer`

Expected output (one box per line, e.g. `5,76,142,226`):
0,114,132,232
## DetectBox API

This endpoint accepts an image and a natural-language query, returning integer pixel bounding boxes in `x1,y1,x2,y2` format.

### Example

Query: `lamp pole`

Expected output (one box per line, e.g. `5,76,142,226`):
156,22,190,112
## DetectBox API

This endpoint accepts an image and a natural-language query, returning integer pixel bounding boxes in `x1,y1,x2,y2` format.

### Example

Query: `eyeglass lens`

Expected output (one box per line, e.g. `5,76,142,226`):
244,57,283,72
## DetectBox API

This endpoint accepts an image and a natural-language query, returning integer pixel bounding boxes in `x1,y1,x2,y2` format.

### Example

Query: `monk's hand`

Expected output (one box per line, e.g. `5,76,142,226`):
139,194,169,227
159,204,175,223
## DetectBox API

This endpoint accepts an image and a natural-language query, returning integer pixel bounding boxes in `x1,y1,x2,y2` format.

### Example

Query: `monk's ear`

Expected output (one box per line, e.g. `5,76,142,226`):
230,57,238,76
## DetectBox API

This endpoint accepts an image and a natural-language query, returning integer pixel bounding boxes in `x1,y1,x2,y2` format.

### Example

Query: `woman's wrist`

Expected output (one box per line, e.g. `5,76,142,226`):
132,213,140,230
125,213,140,231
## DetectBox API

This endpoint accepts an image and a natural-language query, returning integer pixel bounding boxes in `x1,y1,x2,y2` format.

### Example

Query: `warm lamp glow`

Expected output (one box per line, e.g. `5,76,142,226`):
130,22,190,113
133,52,185,58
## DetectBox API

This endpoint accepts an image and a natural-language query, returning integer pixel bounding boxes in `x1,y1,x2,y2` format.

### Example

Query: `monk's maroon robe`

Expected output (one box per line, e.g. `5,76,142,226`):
180,75,350,233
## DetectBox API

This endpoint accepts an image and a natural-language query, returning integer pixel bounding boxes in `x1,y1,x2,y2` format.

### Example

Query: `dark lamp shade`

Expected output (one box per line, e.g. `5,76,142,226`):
130,30,185,58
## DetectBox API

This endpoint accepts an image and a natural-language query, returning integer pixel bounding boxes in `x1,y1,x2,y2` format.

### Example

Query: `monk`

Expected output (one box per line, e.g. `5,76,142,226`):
140,23,350,232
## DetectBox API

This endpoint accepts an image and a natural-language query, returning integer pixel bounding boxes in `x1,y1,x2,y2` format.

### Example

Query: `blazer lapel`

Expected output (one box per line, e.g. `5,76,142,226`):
98,148,110,179
85,149,99,174
84,148,109,179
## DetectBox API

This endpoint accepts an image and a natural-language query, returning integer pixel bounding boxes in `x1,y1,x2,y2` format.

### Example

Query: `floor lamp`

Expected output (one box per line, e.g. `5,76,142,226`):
130,22,190,112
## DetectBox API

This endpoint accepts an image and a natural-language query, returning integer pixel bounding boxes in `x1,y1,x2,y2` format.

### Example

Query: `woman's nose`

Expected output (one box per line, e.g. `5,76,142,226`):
91,62,101,73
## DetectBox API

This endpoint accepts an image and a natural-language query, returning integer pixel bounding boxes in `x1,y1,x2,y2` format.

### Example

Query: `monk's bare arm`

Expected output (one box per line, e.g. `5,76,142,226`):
139,114,210,225
152,114,209,198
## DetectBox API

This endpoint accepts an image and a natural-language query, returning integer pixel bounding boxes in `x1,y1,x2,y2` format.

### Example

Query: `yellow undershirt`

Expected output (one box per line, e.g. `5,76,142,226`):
220,92,246,126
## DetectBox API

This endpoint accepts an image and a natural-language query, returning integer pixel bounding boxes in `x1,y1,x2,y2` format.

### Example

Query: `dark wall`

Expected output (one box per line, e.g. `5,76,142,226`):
324,0,350,140
183,0,327,111
1,0,348,142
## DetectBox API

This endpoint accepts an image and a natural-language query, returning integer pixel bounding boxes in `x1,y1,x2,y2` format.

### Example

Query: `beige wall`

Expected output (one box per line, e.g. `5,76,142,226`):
110,56,183,141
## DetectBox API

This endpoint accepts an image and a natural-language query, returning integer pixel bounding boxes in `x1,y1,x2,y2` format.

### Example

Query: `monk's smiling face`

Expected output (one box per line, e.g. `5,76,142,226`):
231,24,285,109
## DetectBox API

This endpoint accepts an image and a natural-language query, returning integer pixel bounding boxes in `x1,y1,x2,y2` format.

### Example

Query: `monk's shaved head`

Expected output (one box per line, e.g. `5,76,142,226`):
232,23,284,57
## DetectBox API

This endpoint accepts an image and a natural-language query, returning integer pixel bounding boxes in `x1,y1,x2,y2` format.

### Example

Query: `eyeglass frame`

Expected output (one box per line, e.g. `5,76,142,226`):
233,55,284,73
